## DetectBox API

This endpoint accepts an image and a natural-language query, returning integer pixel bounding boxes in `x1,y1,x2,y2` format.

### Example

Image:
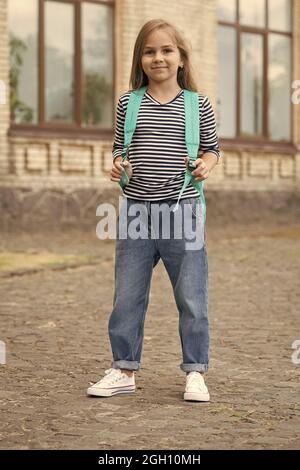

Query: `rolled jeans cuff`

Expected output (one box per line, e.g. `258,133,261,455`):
112,360,140,371
180,363,209,373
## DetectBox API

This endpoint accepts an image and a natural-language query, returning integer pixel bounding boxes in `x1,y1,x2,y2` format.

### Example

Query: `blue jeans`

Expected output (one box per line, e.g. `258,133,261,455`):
108,196,209,373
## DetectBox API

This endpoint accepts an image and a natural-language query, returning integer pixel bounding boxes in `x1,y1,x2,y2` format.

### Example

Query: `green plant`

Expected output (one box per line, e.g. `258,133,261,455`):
9,33,34,123
83,72,112,126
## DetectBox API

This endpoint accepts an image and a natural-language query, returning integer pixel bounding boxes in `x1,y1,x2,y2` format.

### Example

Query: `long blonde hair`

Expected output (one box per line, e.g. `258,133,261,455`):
129,19,199,92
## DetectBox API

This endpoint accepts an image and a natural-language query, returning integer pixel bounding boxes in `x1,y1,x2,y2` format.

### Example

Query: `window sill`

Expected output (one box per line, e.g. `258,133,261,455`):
220,138,298,155
8,124,114,141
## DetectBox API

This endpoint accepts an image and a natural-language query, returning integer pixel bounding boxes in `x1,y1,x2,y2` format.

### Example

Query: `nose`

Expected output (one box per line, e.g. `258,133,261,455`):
153,52,164,62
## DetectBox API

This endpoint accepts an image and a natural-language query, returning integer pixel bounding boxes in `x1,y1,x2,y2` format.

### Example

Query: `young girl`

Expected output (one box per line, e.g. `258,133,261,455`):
87,19,220,401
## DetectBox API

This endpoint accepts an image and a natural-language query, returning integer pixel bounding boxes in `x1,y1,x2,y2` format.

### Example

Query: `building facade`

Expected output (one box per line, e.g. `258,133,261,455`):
0,0,299,226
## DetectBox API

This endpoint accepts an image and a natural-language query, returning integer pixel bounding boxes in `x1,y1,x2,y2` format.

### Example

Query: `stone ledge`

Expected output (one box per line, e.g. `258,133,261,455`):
0,187,299,232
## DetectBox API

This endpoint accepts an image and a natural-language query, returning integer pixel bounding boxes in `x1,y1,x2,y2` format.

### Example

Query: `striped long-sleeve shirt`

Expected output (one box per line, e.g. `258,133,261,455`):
112,88,220,201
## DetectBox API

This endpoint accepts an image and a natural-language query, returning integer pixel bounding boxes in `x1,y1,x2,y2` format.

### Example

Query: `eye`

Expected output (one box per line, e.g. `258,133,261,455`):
144,49,173,55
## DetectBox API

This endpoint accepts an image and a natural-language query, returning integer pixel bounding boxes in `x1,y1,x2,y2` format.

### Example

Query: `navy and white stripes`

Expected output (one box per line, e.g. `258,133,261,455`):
112,89,220,201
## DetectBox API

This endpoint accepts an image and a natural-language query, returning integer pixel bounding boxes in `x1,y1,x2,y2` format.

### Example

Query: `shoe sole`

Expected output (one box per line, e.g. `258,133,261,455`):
184,392,210,402
87,387,136,397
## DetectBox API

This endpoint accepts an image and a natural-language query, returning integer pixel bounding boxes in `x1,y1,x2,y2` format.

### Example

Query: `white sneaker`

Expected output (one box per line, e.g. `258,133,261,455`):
87,368,135,397
184,372,210,402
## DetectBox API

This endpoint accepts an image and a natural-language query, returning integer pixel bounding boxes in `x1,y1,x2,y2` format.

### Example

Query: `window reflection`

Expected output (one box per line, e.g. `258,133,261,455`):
269,34,291,140
8,0,38,123
217,0,236,22
45,1,74,122
269,0,291,32
218,26,236,137
239,0,266,27
82,2,113,128
241,33,263,136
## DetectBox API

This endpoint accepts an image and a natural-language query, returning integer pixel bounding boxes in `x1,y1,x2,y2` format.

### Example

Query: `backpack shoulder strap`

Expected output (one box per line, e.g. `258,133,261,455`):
119,86,147,189
183,89,200,163
123,86,147,149
173,90,206,216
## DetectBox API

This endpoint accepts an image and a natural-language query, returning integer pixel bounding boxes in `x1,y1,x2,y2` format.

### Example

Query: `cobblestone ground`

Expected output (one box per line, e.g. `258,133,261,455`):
0,221,299,450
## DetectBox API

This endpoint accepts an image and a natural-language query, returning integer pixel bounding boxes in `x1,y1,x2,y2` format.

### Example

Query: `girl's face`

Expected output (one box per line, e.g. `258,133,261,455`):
141,29,183,86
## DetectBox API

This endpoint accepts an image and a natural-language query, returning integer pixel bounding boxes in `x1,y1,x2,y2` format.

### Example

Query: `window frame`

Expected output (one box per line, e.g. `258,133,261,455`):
218,0,296,153
9,0,115,140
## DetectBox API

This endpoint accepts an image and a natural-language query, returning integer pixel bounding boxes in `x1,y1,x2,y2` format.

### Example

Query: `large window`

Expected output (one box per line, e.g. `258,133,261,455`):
217,0,292,143
8,0,114,135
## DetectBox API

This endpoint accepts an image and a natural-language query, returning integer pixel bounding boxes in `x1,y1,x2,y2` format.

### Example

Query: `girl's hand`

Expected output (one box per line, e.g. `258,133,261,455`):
110,157,133,183
110,157,123,182
183,156,210,182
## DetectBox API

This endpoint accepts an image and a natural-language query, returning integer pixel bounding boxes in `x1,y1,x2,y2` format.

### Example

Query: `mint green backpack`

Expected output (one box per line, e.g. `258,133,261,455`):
118,85,206,222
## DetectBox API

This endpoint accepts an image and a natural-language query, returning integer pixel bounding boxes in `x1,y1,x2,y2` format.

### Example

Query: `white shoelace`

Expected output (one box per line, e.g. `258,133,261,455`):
187,372,206,390
94,368,123,386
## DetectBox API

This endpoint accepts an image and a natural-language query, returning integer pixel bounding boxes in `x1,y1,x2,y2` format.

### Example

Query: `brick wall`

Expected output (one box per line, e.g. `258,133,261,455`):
294,0,300,149
293,0,300,191
2,136,115,190
0,0,9,177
